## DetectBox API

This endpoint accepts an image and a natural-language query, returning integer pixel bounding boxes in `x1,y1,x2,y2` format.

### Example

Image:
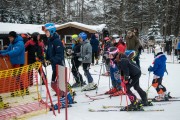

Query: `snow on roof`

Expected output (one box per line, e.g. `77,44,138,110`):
0,22,47,34
56,22,107,33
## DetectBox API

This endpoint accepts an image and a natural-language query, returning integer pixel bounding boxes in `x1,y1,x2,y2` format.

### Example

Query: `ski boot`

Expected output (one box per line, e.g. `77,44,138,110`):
110,90,124,97
138,100,153,106
105,88,117,94
120,100,144,111
81,82,97,91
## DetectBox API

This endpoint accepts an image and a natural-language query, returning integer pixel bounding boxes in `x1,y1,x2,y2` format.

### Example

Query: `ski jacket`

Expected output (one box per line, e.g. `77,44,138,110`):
116,54,141,79
46,33,65,69
149,54,167,77
126,35,140,52
0,35,25,65
90,34,99,52
25,39,44,64
71,43,82,65
116,42,126,53
80,39,92,63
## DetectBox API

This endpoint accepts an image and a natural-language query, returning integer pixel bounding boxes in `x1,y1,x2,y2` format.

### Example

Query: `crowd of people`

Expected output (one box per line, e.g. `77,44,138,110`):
0,23,177,111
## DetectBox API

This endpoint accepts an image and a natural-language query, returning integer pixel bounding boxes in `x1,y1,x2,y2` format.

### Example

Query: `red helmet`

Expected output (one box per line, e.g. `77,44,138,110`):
104,37,110,41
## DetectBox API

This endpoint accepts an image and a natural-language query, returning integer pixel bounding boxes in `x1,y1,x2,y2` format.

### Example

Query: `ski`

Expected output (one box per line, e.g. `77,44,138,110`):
150,99,180,102
85,93,111,101
88,108,164,112
148,97,180,100
102,103,170,109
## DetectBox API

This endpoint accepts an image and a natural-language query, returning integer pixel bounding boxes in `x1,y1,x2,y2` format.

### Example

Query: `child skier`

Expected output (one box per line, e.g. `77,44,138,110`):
148,49,170,101
67,34,85,88
114,53,151,111
105,47,124,96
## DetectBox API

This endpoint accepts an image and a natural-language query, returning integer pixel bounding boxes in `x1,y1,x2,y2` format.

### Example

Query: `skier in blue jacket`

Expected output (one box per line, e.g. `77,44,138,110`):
148,48,170,101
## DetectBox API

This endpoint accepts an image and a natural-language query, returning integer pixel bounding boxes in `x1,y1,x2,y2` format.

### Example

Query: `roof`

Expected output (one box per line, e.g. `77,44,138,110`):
0,22,47,34
56,22,107,33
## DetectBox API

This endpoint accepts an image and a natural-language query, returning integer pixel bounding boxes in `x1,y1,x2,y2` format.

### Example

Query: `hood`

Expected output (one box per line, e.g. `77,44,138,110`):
91,34,96,39
153,54,167,64
82,39,89,44
13,35,23,44
50,33,60,41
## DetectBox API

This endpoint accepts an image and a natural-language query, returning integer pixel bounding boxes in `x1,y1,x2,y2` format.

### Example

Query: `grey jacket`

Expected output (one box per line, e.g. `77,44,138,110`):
80,40,92,63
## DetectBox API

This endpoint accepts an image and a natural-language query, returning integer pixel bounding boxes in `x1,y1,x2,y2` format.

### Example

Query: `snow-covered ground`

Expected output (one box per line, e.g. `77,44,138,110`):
30,51,180,120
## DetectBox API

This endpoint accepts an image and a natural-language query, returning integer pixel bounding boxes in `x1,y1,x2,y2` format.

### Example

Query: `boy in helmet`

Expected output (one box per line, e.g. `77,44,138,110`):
42,23,65,94
67,34,85,88
148,48,170,101
78,32,97,91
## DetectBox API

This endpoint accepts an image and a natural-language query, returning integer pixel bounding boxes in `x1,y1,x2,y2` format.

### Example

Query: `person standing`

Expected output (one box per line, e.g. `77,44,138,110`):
42,23,65,94
0,31,25,68
126,30,140,67
78,32,97,91
90,33,99,65
67,34,85,88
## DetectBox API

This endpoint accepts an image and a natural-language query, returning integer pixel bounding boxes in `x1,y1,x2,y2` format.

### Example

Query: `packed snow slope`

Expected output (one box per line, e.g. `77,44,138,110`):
30,51,180,120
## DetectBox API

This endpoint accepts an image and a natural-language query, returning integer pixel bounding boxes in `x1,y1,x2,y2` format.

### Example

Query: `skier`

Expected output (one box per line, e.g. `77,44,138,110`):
102,37,113,76
105,47,124,96
78,32,97,91
90,33,99,65
114,53,150,111
42,23,65,95
148,48,170,101
67,34,85,88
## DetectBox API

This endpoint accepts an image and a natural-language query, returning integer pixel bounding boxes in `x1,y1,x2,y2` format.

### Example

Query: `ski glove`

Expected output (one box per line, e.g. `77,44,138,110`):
148,66,153,72
123,76,130,84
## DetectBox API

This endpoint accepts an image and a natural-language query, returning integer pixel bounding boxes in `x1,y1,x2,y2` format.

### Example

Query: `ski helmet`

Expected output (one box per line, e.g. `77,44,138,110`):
108,47,119,59
79,32,87,41
71,34,78,41
42,23,56,36
104,37,110,41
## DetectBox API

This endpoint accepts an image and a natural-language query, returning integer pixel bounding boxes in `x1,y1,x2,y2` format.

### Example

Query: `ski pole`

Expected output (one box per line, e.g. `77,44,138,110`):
96,63,103,94
147,72,151,98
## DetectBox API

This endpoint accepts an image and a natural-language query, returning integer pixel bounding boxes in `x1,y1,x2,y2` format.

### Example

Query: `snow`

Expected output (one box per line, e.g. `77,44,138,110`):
30,51,180,120
57,22,107,33
0,22,61,34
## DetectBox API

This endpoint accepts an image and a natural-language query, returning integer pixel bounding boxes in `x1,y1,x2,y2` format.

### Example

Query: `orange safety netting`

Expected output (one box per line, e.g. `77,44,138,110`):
0,62,41,94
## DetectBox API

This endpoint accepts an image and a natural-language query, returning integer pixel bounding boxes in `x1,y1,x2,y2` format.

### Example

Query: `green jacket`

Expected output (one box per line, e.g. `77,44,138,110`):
126,35,140,52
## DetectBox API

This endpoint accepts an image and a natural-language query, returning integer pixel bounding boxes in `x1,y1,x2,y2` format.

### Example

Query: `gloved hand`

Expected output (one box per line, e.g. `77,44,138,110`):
123,76,130,84
148,66,153,72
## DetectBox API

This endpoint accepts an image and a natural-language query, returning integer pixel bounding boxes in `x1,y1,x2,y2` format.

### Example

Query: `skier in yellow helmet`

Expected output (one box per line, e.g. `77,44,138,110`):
67,34,86,87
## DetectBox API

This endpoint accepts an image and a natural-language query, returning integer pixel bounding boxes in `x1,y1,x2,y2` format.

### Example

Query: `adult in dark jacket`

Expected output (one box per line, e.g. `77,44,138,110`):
90,34,99,65
114,53,149,111
42,23,65,94
68,34,84,88
0,31,25,68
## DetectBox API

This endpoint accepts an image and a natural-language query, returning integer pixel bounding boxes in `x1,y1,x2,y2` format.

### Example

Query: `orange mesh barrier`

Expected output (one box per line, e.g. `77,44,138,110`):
0,62,41,94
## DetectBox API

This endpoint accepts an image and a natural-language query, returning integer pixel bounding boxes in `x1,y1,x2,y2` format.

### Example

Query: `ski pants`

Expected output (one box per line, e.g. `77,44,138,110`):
82,63,93,83
71,59,83,84
125,72,147,103
152,77,166,94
